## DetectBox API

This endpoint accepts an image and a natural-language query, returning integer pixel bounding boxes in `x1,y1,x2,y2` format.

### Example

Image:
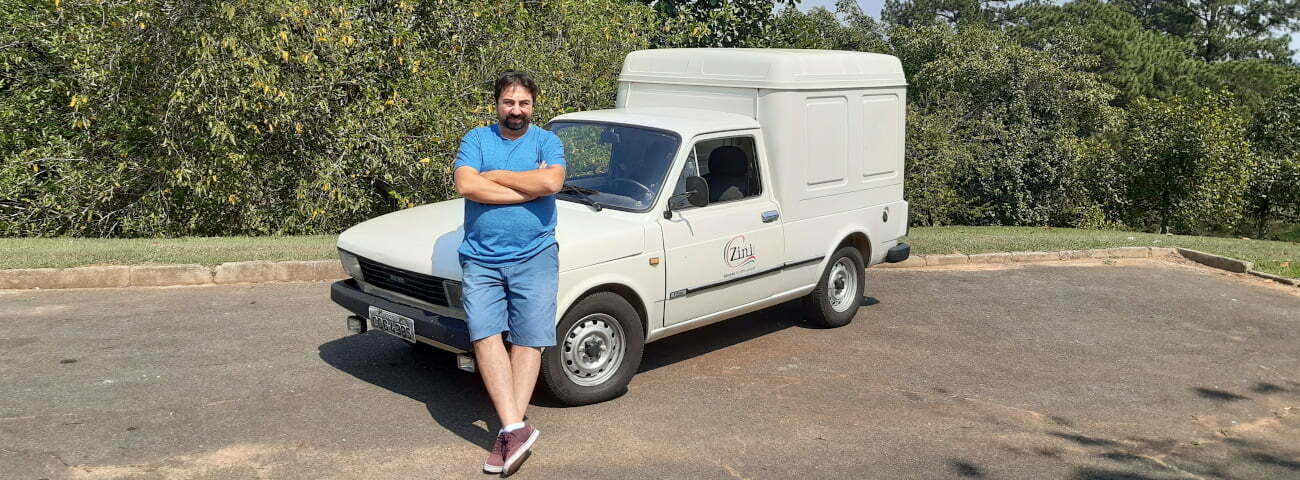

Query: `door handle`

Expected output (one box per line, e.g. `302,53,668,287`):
761,210,780,223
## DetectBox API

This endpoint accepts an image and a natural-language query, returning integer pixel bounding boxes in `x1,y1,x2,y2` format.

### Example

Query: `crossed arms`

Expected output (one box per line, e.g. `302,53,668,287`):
453,165,565,205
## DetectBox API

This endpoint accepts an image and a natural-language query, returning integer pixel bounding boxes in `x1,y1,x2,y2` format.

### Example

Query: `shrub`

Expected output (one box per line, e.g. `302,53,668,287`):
1118,91,1254,234
891,26,1118,227
1,0,657,237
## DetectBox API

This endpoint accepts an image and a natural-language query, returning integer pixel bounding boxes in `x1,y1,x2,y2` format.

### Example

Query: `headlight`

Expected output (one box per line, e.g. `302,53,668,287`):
338,248,364,282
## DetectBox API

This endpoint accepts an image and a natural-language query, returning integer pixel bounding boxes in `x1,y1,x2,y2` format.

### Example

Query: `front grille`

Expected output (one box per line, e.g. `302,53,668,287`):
357,256,450,307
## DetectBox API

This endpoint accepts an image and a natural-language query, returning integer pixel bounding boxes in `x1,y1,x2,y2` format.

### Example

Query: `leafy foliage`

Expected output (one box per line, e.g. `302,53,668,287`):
1113,0,1300,62
892,26,1119,226
1116,92,1254,234
4,0,1300,243
1007,0,1200,106
770,1,889,51
643,0,797,47
1194,60,1300,116
1246,83,1300,236
1,0,656,236
881,0,1010,28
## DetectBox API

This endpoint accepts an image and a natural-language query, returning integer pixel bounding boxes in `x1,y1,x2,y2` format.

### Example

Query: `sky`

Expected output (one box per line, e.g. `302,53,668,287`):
795,0,1300,63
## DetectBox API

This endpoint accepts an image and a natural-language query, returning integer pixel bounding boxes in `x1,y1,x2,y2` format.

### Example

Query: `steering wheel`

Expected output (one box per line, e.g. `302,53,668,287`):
610,178,654,203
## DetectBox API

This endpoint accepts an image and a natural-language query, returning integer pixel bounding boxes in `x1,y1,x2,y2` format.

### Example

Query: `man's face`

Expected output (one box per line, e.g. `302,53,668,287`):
496,84,534,132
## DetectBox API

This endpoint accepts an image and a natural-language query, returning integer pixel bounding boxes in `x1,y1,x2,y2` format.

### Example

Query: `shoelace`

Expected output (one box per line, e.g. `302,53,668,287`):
495,433,510,458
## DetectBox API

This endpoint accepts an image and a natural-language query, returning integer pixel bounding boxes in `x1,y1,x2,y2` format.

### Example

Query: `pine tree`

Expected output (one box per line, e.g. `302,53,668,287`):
1008,0,1201,105
1113,0,1300,62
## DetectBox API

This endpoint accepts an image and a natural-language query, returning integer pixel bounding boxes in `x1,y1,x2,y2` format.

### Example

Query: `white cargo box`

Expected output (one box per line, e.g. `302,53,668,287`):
616,48,908,223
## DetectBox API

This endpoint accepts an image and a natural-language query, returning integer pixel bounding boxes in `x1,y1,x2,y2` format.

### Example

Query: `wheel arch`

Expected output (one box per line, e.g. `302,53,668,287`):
560,282,650,339
827,229,872,268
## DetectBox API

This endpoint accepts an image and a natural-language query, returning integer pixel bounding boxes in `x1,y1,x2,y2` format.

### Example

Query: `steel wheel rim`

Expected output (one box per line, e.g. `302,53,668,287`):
828,257,858,313
561,313,625,387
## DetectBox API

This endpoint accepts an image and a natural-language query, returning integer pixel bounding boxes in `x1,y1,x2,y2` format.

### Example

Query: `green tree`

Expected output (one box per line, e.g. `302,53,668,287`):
768,1,889,52
770,5,845,49
0,0,161,236
881,0,1010,28
1246,83,1300,237
1118,91,1255,234
1,0,660,237
902,101,969,226
1113,0,1300,62
892,26,1119,226
1007,0,1200,105
643,0,797,47
1194,60,1300,116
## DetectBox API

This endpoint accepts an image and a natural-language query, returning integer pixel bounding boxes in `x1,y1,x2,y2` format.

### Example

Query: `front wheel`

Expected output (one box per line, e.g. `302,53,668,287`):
540,292,644,406
802,246,865,328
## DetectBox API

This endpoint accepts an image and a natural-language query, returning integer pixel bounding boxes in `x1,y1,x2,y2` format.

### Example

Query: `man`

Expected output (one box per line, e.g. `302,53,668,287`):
451,71,565,477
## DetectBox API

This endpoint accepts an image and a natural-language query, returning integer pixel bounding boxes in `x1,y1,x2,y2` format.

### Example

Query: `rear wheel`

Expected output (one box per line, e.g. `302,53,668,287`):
540,292,645,406
802,246,865,328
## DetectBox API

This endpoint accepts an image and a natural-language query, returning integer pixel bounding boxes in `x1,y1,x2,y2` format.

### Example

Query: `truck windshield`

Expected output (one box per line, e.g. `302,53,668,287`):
548,121,679,212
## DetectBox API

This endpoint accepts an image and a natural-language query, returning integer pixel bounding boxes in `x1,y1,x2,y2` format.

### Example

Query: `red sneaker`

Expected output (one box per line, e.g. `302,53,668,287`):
500,425,539,477
482,432,506,473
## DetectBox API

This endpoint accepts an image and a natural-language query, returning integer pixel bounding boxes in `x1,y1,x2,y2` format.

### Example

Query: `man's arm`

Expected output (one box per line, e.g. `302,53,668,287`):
454,166,537,204
479,165,565,197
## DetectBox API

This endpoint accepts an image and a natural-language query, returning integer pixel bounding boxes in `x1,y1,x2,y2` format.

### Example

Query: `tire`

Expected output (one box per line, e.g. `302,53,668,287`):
540,291,645,406
802,246,865,328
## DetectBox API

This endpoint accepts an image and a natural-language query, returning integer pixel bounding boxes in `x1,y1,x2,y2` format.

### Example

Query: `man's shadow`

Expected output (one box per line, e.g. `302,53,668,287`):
318,295,881,449
319,334,498,449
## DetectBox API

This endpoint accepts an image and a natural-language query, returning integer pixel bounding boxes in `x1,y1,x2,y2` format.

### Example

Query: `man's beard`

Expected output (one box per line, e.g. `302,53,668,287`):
500,114,530,131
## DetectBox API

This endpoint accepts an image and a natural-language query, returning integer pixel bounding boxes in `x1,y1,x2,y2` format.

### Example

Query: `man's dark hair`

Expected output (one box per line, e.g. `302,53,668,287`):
494,71,539,101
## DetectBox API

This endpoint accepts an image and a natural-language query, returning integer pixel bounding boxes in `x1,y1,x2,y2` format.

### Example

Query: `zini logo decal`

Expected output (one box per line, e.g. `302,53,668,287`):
724,235,757,268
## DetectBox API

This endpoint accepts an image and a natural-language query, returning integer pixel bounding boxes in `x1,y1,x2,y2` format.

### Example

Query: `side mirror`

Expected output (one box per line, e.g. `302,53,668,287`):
684,176,709,208
665,176,710,219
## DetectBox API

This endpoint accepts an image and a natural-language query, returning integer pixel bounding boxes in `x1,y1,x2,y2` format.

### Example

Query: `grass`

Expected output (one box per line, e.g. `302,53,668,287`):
0,226,1295,279
0,235,338,269
906,226,1298,279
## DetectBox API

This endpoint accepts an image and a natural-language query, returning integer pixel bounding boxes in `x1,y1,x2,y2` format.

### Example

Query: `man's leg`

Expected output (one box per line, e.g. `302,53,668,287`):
495,245,558,476
502,244,559,417
460,259,522,428
509,344,542,417
475,335,522,426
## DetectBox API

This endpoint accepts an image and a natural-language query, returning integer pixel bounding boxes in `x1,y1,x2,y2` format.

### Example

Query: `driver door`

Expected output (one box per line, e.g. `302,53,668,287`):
657,132,784,327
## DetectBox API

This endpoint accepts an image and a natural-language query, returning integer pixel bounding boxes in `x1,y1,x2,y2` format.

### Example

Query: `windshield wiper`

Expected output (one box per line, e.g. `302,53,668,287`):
559,183,603,211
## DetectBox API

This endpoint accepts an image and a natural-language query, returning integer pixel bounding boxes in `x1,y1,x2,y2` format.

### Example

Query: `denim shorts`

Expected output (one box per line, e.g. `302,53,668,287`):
459,244,558,347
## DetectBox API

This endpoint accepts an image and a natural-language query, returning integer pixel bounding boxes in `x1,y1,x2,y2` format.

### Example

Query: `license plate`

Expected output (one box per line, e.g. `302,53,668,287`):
368,306,416,343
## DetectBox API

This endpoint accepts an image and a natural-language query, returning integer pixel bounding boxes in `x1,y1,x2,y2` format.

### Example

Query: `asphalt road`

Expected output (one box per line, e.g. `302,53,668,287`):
3,259,1299,480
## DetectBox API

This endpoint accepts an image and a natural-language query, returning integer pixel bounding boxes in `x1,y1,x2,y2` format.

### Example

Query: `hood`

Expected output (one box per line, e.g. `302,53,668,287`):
336,198,646,279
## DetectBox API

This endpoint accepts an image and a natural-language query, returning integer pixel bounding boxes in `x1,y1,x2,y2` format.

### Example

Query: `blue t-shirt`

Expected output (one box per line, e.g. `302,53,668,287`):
453,125,566,266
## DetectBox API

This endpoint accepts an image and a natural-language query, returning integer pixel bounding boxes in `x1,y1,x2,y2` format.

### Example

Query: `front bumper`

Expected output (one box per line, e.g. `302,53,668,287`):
329,279,472,353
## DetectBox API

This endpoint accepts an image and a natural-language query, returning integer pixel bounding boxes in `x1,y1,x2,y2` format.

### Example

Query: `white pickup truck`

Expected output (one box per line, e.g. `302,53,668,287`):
330,48,911,405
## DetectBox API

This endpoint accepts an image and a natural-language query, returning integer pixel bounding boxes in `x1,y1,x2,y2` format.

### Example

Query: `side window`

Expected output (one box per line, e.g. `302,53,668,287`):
671,136,761,208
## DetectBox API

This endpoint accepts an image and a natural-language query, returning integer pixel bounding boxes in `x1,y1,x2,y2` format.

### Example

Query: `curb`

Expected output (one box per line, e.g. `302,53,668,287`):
1248,270,1299,286
872,246,1158,269
1,260,345,290
1175,248,1252,273
1,248,1293,290
872,246,1297,289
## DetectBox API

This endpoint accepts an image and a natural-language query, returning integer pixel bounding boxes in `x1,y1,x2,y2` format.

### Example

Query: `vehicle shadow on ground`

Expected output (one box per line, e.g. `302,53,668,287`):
318,334,498,450
636,296,879,372
317,296,882,447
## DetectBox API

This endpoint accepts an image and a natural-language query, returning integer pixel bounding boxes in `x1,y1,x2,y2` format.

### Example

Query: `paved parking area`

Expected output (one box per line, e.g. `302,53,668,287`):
2,259,1298,479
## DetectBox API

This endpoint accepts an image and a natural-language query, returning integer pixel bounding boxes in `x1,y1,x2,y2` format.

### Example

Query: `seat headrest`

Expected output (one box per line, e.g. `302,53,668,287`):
708,146,748,177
